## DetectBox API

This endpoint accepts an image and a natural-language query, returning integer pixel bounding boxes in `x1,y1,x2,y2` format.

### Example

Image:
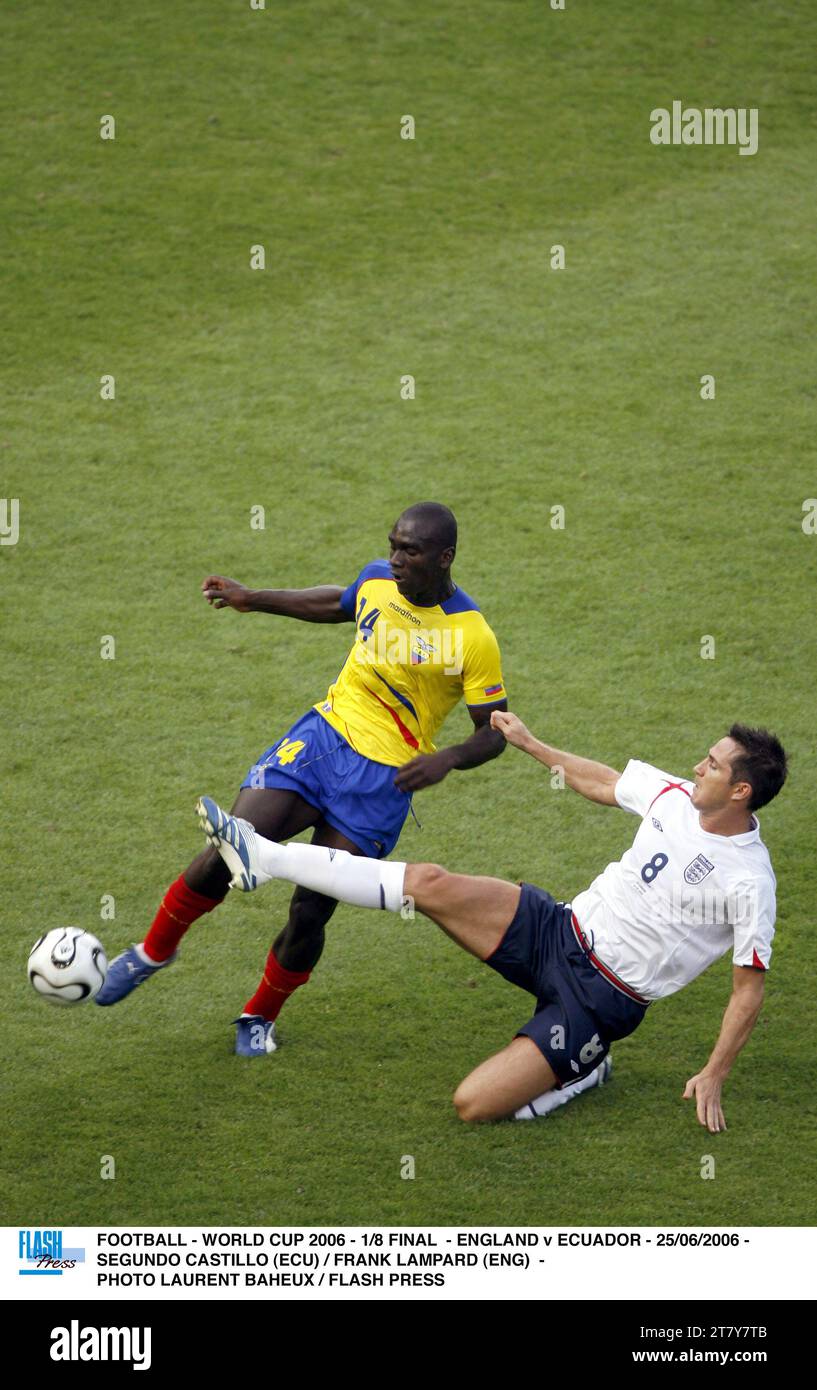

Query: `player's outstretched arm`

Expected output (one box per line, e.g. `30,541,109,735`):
683,965,765,1134
201,575,352,623
490,710,621,806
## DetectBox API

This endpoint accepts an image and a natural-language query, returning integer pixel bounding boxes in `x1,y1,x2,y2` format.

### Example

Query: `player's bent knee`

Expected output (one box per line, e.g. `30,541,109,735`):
453,1079,494,1124
405,862,449,907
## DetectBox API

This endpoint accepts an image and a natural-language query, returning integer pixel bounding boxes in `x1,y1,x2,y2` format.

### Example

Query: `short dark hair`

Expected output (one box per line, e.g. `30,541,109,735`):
399,502,457,553
727,724,788,812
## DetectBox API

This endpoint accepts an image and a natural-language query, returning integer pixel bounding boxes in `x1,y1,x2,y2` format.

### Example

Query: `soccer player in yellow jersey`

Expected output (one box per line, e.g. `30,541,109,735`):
97,502,509,1054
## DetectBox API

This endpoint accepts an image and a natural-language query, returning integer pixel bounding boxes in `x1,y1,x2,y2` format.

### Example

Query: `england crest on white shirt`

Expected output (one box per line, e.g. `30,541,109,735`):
684,853,715,885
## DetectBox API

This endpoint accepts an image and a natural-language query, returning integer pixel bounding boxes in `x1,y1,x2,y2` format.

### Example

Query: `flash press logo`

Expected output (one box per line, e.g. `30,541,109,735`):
50,1321,152,1372
18,1228,84,1275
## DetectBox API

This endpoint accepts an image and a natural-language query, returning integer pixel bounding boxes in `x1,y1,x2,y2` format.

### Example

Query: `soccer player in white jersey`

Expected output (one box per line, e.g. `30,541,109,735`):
195,714,787,1133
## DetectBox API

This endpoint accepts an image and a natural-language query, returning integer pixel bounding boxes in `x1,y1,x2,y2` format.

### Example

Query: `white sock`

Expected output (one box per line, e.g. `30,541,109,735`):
134,942,170,967
255,837,407,912
515,1059,610,1121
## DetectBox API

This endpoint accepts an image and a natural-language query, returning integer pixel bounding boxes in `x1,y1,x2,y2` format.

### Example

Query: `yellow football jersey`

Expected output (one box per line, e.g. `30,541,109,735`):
314,560,506,766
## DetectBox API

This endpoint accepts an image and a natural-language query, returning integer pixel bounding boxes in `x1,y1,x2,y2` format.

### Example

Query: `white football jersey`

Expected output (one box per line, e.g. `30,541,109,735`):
570,759,776,1001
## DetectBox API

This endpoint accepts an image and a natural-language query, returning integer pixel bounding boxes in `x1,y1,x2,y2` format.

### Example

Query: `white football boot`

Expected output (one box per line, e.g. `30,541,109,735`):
515,1054,612,1120
196,796,270,891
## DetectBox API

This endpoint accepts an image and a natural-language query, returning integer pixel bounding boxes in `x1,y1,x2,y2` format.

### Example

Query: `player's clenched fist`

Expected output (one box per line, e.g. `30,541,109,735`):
201,575,252,611
490,709,533,750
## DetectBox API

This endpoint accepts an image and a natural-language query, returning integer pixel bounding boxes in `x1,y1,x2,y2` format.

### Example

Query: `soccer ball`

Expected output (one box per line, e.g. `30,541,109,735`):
28,928,108,1006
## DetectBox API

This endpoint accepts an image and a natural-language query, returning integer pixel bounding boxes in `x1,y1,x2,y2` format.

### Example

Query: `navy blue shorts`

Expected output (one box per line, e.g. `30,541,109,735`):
485,883,648,1087
240,708,412,859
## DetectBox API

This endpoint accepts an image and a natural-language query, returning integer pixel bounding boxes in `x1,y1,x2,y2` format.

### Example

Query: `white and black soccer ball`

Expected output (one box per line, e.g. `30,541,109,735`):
28,928,108,1006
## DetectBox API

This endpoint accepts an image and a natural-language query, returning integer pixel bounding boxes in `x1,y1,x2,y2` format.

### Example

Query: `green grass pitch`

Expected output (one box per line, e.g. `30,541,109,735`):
2,0,815,1227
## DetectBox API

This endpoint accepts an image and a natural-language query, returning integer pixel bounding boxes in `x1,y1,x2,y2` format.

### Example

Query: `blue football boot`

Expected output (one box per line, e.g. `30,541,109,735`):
233,1015,278,1056
95,945,177,1006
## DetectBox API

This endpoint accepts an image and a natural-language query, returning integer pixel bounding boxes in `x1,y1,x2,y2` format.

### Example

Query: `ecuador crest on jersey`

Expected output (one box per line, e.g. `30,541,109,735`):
314,560,506,766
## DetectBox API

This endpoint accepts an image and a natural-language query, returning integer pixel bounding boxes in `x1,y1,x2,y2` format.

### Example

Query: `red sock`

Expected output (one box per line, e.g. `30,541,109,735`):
143,874,226,962
243,950,311,1022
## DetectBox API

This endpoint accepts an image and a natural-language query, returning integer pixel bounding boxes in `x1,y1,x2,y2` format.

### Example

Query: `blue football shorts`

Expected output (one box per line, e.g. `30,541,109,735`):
485,883,649,1087
240,708,412,859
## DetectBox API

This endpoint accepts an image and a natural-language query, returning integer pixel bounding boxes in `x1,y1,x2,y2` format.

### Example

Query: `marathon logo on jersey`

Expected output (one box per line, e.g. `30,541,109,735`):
50,1320,152,1371
18,1228,84,1275
684,854,715,885
388,600,421,626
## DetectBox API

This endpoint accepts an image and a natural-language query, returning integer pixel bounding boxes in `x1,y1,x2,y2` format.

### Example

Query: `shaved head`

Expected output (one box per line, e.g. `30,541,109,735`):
388,503,459,605
397,502,457,554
